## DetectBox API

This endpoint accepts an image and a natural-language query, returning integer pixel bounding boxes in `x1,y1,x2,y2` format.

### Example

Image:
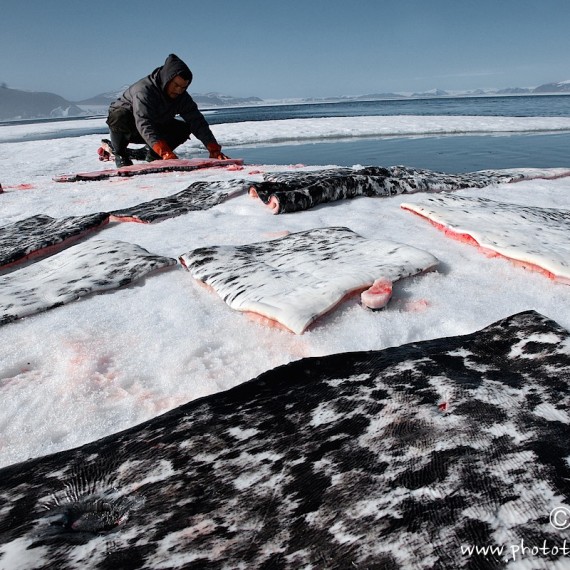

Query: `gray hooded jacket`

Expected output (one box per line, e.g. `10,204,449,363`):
108,54,217,148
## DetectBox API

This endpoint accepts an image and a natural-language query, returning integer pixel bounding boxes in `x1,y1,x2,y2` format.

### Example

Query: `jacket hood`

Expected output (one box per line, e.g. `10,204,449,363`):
155,54,193,91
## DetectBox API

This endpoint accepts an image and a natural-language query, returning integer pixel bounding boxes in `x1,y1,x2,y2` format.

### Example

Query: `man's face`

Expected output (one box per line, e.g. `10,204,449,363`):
166,75,190,99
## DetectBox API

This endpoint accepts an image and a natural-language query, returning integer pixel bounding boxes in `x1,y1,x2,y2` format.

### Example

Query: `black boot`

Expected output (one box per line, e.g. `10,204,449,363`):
144,145,162,162
103,139,147,162
128,147,148,161
110,132,133,168
115,154,133,168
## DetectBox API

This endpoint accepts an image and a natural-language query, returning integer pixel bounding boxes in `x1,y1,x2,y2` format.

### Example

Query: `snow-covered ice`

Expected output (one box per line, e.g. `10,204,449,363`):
0,114,569,468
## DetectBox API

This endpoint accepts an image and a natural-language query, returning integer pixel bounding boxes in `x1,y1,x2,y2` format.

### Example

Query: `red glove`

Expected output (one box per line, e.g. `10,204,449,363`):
152,140,178,160
207,142,229,160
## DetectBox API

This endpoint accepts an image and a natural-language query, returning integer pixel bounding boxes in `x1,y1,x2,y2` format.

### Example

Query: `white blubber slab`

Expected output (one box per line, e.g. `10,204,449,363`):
179,227,438,334
0,240,177,326
401,195,570,284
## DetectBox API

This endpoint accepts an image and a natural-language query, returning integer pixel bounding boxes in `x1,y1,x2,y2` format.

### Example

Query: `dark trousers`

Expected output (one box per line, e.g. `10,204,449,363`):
106,107,191,155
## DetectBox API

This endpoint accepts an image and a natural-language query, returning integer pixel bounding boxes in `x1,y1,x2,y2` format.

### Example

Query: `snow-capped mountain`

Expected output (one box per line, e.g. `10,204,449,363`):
0,86,84,121
533,80,570,93
2,79,570,122
76,89,262,113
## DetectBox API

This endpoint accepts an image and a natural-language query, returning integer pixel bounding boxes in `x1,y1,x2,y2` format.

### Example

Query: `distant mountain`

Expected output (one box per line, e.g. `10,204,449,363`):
77,89,263,111
0,86,84,121
77,87,129,106
74,87,129,115
495,87,533,95
350,92,404,101
192,92,263,107
0,86,264,120
3,78,570,122
410,89,449,98
293,93,405,103
533,80,570,93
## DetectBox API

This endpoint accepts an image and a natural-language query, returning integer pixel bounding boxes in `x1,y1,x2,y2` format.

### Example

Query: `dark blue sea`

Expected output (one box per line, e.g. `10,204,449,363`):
206,94,570,123
5,95,570,172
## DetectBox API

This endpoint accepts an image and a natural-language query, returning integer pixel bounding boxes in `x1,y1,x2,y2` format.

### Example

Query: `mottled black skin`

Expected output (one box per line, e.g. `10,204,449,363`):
110,180,247,223
1,311,569,569
252,166,521,214
0,213,109,268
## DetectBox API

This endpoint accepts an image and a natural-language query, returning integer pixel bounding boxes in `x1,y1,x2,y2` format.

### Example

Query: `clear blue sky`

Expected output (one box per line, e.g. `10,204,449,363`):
2,0,569,101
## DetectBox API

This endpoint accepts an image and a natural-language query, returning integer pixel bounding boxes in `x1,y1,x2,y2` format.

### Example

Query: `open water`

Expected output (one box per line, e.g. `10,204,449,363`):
206,94,570,123
231,132,570,173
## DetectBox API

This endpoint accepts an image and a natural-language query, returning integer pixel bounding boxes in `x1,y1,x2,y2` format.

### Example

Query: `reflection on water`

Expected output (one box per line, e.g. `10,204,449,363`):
231,132,570,173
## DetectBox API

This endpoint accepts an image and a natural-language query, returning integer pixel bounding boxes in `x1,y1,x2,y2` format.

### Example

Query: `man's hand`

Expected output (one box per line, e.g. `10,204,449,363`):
152,140,178,160
207,142,230,160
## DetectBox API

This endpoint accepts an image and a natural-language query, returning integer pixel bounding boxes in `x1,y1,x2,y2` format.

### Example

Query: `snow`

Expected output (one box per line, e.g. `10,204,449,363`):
0,114,569,469
4,115,570,147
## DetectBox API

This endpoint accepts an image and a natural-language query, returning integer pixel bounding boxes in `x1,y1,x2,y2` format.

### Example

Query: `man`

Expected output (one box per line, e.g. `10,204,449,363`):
106,54,229,167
